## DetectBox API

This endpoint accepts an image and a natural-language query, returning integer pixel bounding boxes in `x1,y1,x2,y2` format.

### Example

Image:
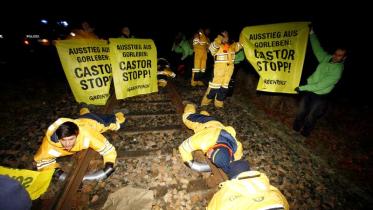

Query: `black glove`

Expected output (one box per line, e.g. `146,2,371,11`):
103,162,115,178
294,87,300,92
53,168,67,182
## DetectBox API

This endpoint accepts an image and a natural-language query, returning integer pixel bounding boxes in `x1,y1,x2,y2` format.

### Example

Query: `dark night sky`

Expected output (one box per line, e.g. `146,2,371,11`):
1,3,364,52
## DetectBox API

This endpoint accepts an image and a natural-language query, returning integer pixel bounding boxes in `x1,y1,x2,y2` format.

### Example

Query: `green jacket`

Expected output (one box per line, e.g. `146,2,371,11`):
299,34,344,95
234,49,245,64
172,38,193,60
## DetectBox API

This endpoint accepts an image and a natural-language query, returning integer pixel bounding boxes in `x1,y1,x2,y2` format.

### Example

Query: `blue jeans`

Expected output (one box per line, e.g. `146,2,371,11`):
293,92,328,136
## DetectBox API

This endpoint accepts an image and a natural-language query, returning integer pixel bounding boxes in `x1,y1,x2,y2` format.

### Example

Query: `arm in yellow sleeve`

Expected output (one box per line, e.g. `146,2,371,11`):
88,132,117,165
34,139,60,171
234,141,243,160
178,137,195,162
209,35,223,56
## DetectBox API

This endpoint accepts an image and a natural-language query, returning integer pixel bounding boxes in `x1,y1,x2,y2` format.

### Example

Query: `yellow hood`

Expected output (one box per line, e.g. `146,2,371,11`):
45,118,77,146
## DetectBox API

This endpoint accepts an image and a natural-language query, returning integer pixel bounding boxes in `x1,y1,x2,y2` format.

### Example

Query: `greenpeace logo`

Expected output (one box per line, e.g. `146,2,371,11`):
263,79,286,85
128,84,149,92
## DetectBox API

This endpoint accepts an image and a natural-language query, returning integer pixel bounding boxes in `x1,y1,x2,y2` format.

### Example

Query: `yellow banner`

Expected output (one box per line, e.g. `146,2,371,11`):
55,39,112,105
109,38,158,99
240,22,310,93
0,166,54,200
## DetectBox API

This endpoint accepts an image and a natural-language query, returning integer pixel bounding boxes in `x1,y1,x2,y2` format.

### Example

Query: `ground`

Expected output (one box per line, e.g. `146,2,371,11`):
234,69,373,197
0,69,372,209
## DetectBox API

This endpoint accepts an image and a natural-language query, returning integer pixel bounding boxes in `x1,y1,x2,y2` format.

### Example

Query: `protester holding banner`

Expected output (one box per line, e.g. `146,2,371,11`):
191,28,210,86
201,31,242,108
293,27,346,137
179,102,243,173
239,22,310,94
206,160,289,210
34,106,126,181
120,26,134,38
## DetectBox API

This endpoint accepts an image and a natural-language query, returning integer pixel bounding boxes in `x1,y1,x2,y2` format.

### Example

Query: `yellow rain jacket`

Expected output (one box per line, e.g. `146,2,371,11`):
179,104,243,162
208,35,242,89
34,118,117,171
193,32,209,71
207,171,289,210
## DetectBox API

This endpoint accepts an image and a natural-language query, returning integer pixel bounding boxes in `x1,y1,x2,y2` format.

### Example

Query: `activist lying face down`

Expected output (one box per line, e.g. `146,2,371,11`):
207,160,289,210
201,30,243,108
178,103,243,173
34,105,126,181
157,57,176,88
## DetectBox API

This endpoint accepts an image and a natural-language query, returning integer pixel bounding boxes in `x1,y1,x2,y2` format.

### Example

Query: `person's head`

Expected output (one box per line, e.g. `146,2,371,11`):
81,21,95,33
175,32,184,44
157,58,170,70
204,28,211,37
0,175,32,210
208,145,233,173
220,30,229,44
226,160,251,179
332,47,347,63
55,122,79,151
121,26,131,37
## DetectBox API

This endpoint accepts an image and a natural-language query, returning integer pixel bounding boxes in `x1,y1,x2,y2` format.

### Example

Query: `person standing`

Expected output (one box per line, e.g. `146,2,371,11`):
293,27,347,137
171,32,194,80
191,28,209,86
201,31,242,108
120,26,134,38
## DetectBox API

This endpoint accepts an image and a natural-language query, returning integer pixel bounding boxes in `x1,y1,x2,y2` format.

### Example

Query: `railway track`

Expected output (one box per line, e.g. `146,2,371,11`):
43,81,227,209
8,73,370,209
